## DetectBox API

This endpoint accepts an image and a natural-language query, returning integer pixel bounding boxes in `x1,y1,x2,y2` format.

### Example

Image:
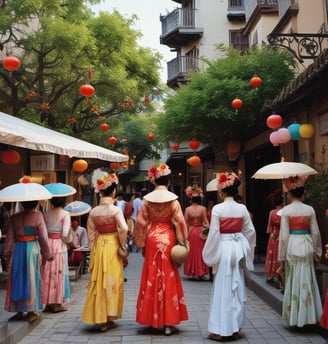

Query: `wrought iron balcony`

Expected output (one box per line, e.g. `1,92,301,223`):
167,56,200,89
160,8,203,48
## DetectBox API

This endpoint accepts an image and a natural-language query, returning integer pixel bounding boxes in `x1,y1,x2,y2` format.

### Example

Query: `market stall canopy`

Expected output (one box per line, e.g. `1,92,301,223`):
0,112,128,162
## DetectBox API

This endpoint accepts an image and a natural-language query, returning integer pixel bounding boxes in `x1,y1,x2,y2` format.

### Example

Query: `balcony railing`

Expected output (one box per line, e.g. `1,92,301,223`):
245,0,278,22
161,8,197,37
167,56,200,86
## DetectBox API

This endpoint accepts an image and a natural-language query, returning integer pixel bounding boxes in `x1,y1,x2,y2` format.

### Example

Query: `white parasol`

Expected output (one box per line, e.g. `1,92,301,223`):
206,178,218,192
64,201,92,216
0,182,53,202
252,161,318,179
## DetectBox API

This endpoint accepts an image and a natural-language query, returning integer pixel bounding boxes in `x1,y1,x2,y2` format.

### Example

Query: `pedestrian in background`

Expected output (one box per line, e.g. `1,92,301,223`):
278,176,322,328
183,185,209,280
264,192,283,287
203,172,256,341
42,197,72,313
81,173,128,332
134,163,188,336
4,200,53,322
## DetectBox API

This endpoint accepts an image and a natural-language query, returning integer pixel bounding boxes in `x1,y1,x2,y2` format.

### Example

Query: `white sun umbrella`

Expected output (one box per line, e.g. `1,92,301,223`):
252,161,318,179
206,178,218,192
0,182,53,202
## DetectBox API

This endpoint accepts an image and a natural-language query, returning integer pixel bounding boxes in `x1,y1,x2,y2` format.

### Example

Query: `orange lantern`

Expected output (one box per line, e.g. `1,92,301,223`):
3,56,20,71
79,84,95,97
72,159,88,173
110,162,121,171
147,133,154,140
130,159,135,166
172,143,180,151
187,155,201,167
232,98,243,111
1,150,21,164
188,139,200,151
100,123,109,132
108,136,117,146
122,149,129,156
250,76,262,88
121,161,128,168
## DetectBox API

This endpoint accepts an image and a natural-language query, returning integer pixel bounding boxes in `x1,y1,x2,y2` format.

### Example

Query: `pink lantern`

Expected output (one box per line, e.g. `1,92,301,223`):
276,128,291,143
269,131,280,146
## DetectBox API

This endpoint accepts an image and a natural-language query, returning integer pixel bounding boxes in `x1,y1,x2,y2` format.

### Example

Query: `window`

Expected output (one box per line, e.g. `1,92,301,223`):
230,30,249,51
229,0,244,8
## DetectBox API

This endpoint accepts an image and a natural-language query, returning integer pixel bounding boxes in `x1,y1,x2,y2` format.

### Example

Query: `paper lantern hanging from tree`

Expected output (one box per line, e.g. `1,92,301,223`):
3,56,20,72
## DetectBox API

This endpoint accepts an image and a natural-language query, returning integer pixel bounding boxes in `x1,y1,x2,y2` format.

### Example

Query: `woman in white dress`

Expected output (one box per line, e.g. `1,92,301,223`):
202,172,256,341
278,176,322,327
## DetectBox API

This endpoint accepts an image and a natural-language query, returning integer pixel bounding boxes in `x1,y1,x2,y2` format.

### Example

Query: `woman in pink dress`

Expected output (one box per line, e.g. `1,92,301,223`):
264,193,283,285
42,197,72,313
183,185,209,279
134,163,189,336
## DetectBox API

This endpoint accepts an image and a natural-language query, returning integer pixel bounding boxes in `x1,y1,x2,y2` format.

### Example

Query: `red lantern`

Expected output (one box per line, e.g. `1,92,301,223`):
3,56,20,72
108,136,117,145
266,114,283,129
110,162,121,171
172,143,180,151
188,139,200,151
79,84,95,97
147,133,154,140
187,155,201,167
250,76,262,88
231,98,243,111
121,161,128,168
100,123,109,132
122,149,129,156
144,95,150,105
1,150,21,164
72,159,88,172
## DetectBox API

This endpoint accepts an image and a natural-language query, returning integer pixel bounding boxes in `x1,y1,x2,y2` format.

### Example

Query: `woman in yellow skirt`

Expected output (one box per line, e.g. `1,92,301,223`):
81,173,128,332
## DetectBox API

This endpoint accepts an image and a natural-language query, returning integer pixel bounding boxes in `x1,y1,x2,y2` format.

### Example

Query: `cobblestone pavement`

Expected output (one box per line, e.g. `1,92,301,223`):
2,252,327,344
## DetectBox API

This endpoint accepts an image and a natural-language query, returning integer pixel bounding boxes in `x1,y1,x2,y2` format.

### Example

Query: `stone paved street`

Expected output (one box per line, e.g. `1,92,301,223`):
1,252,327,344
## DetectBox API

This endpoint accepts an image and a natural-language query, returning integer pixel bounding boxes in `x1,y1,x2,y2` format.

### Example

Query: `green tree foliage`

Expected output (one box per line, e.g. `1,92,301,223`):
158,47,295,158
0,0,161,149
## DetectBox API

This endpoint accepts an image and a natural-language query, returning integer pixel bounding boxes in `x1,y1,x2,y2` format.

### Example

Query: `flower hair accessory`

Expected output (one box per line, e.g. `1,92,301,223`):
284,176,307,191
217,172,240,190
95,173,119,193
185,185,203,199
147,163,171,182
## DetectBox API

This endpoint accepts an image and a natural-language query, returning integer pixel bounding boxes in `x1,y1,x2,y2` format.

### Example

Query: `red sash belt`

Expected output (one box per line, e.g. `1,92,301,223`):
16,235,37,242
219,217,243,234
48,233,62,239
97,224,117,234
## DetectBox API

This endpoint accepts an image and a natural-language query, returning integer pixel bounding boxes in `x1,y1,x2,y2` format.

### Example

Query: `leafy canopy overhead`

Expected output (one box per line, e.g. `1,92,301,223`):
0,0,161,151
158,47,295,151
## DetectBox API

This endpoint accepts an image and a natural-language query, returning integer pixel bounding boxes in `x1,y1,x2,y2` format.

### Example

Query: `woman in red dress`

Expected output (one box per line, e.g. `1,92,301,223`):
264,193,283,285
134,163,189,336
183,185,209,279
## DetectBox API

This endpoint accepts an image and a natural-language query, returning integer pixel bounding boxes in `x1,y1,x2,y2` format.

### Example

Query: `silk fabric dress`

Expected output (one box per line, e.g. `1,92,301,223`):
81,197,128,325
42,208,72,305
278,200,322,327
202,197,256,337
265,208,281,278
4,210,52,313
134,186,188,328
183,214,208,278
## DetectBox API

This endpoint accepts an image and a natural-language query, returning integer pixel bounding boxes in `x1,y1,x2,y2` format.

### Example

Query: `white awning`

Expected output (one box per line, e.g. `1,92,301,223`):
0,112,128,162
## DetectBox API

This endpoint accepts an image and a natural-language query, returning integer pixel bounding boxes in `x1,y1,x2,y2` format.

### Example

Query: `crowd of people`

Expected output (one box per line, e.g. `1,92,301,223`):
0,164,327,341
